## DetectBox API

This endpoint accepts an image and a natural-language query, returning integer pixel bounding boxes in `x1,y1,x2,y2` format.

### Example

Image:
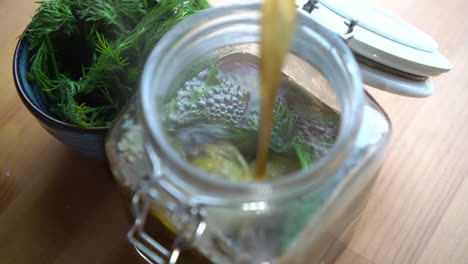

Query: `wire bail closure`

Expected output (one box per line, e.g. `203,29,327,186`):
128,175,207,264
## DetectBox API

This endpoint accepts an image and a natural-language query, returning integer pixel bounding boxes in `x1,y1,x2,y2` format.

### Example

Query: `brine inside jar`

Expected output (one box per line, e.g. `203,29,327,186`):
162,52,340,181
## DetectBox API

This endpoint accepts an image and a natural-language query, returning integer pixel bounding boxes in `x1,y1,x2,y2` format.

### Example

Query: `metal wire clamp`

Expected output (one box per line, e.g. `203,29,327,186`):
128,176,207,264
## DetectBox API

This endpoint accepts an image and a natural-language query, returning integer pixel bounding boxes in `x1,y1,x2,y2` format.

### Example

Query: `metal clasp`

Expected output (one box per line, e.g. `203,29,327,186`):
128,176,207,264
302,0,319,13
343,19,358,41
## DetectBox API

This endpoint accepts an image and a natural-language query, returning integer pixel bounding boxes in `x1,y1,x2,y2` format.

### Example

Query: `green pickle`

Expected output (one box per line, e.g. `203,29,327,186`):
163,53,339,181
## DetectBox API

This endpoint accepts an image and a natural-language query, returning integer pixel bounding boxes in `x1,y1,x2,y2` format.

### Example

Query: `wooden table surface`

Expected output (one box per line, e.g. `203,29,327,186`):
1,0,467,263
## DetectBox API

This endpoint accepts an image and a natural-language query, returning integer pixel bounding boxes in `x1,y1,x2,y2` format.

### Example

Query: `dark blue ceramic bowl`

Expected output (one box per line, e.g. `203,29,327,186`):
13,36,108,160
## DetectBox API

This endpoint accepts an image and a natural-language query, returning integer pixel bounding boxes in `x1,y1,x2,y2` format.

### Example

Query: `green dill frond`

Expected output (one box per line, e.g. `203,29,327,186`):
28,41,57,101
53,75,82,100
25,0,210,127
135,0,211,56
125,66,141,85
52,100,112,127
25,0,78,48
102,87,121,110
116,26,146,53
114,0,147,25
293,138,317,168
205,66,219,85
76,0,126,34
95,32,128,66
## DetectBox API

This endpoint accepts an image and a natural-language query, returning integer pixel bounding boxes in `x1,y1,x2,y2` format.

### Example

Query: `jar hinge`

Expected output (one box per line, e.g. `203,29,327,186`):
300,0,357,40
128,176,207,264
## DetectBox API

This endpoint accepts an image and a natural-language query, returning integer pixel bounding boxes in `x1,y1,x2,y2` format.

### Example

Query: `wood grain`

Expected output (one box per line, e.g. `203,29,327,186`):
1,0,467,263
416,177,468,264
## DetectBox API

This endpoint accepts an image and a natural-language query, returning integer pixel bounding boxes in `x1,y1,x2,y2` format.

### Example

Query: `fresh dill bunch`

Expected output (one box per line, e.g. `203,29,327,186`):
25,0,210,127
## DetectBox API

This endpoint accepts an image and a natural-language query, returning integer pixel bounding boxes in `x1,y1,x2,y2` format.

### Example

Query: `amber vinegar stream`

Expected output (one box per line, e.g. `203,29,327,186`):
255,0,298,178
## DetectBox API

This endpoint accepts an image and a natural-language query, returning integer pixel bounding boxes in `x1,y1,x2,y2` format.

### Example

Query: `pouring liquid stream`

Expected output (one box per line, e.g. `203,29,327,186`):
255,0,298,179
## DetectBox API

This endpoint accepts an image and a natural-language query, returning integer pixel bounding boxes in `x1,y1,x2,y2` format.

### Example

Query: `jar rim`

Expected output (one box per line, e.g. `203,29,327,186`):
140,2,364,204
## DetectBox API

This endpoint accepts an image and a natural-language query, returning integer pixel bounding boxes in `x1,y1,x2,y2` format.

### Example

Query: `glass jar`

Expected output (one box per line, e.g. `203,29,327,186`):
106,3,392,264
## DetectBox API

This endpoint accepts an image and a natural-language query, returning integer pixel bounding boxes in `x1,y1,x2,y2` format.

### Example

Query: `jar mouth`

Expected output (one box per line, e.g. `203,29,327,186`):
140,2,364,204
